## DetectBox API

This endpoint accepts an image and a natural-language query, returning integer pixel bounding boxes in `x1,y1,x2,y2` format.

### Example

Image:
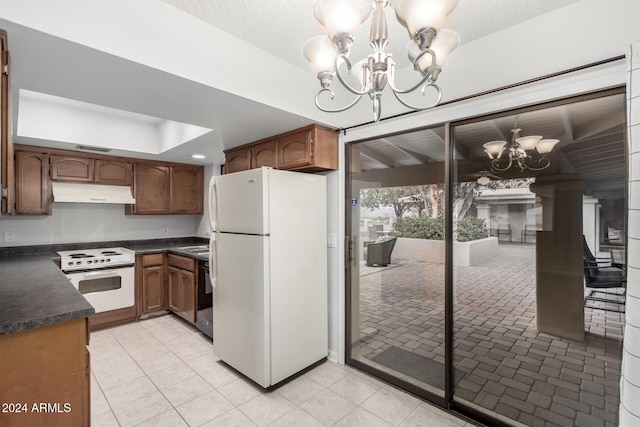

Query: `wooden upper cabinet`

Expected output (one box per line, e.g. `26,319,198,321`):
278,129,312,169
95,159,132,186
279,125,338,172
132,164,171,214
225,147,251,173
223,124,337,174
251,140,278,169
171,165,203,214
51,155,94,182
15,151,51,215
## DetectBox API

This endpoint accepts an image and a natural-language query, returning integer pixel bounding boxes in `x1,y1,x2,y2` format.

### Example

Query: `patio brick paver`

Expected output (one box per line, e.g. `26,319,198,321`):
353,243,623,427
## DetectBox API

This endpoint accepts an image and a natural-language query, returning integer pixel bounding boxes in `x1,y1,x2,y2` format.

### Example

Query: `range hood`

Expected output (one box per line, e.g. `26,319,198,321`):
52,182,136,204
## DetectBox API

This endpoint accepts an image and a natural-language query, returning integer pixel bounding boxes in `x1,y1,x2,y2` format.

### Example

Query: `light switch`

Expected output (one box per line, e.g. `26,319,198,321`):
4,231,15,243
327,233,337,248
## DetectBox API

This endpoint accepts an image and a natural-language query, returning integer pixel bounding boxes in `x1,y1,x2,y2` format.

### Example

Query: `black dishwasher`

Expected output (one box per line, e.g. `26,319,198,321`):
196,260,213,340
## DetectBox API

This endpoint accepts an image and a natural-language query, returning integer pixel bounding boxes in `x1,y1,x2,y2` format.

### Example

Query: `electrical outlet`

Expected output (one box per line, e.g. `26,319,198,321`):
4,231,16,243
205,226,210,236
162,227,169,235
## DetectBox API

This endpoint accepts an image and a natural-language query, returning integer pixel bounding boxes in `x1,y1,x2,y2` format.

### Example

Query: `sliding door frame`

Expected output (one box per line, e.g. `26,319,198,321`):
344,85,627,427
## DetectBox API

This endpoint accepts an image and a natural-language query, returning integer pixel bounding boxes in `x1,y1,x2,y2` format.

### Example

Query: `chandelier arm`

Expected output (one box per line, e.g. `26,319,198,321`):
334,54,369,96
390,83,443,111
314,88,365,113
521,156,551,171
490,157,514,173
386,52,436,95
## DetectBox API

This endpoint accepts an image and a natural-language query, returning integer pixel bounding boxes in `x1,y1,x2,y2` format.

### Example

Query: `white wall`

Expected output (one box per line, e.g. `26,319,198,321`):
0,203,200,247
620,42,640,427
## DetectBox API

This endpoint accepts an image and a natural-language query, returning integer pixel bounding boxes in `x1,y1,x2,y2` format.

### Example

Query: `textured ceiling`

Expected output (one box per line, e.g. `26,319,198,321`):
159,0,580,72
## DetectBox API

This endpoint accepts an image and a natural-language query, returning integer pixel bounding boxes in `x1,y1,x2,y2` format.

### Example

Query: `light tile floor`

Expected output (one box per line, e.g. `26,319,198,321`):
90,314,473,426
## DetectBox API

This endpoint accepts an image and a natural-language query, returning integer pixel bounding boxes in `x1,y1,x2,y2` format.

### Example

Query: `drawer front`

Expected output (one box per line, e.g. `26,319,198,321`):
168,253,195,272
142,253,164,267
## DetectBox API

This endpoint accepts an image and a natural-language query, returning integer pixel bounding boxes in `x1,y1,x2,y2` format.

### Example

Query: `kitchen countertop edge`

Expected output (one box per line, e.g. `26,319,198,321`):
0,237,209,336
0,254,96,336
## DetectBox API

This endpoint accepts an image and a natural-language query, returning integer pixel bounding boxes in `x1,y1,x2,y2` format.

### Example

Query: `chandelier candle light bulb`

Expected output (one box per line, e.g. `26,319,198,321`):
304,0,460,122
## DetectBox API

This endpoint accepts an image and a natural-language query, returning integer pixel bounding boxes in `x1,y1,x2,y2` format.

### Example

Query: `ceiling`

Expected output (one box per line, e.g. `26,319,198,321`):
354,92,627,200
159,0,580,72
0,0,601,166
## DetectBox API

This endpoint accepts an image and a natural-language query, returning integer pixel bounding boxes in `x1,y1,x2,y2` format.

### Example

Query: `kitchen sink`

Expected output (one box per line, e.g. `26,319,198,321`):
178,245,209,254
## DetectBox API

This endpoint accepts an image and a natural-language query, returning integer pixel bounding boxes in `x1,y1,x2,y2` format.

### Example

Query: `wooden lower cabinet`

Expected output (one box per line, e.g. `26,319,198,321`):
137,253,166,315
167,254,196,324
0,318,90,427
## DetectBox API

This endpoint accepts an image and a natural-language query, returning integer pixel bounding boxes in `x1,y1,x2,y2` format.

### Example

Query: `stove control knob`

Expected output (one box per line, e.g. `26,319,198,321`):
100,259,105,263
76,261,81,265
87,260,92,264
67,261,74,266
106,258,111,263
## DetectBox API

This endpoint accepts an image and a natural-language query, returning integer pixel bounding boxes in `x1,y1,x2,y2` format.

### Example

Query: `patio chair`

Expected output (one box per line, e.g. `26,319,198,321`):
364,237,397,267
583,236,626,312
497,223,511,242
520,224,536,243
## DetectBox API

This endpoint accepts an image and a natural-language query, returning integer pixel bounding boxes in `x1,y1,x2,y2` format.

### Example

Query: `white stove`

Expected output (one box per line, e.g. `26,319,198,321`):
58,247,135,272
57,247,135,313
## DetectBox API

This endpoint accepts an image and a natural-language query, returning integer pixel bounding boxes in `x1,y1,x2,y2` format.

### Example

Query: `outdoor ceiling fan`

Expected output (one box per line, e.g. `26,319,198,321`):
459,170,502,185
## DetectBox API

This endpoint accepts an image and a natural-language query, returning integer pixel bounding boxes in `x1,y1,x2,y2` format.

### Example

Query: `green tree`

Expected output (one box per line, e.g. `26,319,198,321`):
359,187,421,218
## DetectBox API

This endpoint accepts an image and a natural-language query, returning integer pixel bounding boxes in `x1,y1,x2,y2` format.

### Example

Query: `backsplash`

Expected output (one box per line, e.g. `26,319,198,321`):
0,203,200,247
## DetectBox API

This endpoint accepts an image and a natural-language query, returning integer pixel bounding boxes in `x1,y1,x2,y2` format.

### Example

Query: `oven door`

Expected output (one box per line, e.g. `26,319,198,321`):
66,266,134,313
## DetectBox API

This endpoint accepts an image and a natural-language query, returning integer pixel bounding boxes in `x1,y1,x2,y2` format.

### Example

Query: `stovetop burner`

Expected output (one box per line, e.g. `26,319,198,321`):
69,253,95,258
57,247,135,272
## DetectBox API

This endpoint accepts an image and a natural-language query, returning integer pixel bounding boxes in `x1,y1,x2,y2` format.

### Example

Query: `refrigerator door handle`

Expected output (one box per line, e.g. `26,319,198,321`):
209,176,217,231
209,233,217,291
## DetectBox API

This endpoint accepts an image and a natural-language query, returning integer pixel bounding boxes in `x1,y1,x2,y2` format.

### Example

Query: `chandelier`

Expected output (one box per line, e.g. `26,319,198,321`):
303,0,460,122
483,116,560,173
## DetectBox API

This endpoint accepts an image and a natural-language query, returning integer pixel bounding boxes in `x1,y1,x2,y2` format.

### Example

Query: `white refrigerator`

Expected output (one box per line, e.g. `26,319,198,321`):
208,167,328,388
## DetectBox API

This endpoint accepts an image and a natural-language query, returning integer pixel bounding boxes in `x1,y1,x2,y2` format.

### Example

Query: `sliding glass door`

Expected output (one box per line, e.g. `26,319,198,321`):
345,88,626,427
346,125,448,401
450,91,626,426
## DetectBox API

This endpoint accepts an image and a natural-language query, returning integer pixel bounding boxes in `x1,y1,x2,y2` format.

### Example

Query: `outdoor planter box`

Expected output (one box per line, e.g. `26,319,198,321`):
393,236,498,267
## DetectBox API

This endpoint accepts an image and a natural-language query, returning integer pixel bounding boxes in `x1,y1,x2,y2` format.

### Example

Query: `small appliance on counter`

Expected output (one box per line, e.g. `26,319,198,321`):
57,247,135,313
209,167,328,388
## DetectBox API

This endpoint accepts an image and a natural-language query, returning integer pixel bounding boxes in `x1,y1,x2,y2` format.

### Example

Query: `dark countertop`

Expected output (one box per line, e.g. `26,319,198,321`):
130,242,210,261
0,237,209,336
0,253,95,336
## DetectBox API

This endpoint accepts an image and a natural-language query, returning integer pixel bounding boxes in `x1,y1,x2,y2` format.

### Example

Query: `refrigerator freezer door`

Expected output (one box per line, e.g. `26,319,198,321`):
213,168,269,235
213,232,271,387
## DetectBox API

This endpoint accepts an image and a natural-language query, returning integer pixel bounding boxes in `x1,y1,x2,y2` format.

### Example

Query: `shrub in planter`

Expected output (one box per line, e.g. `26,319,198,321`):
392,216,488,242
455,217,489,242
392,216,444,240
